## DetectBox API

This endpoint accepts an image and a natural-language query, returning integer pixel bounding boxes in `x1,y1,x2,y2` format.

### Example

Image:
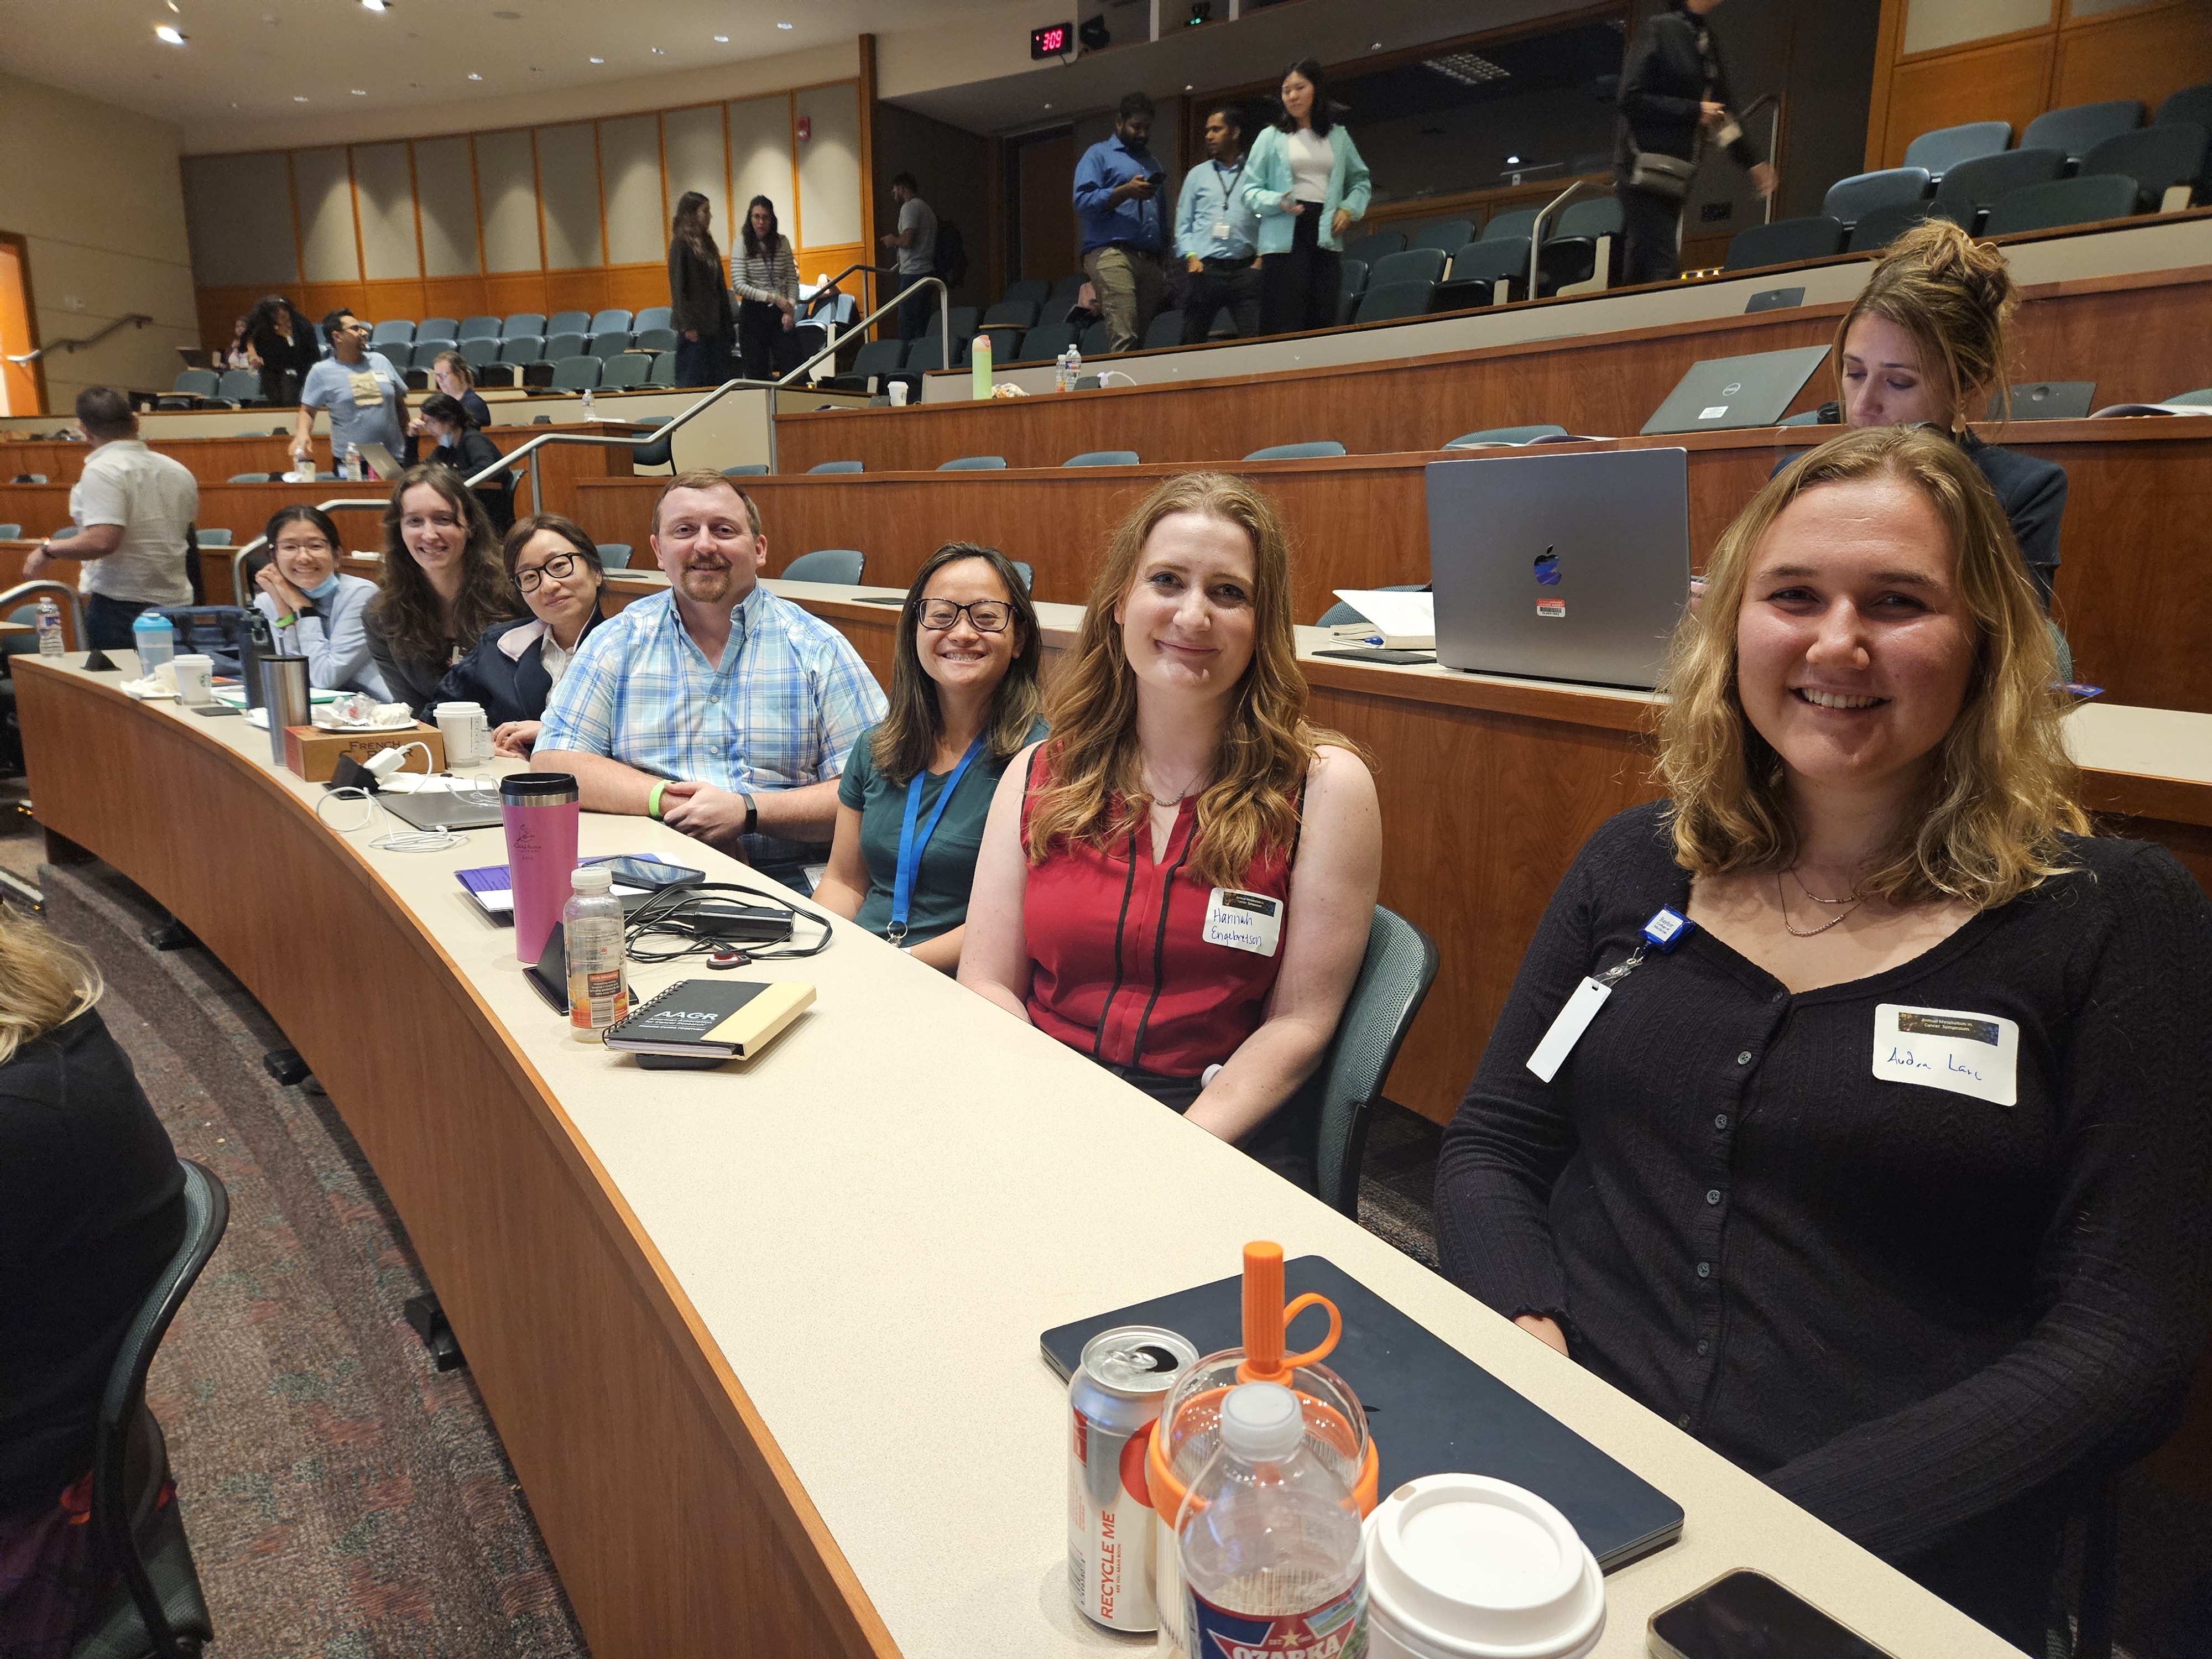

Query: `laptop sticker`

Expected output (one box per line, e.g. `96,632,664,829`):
1698,405,1729,420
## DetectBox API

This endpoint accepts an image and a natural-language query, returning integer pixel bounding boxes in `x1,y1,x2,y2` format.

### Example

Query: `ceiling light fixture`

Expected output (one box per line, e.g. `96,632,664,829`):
293,95,309,101
351,87,367,95
1505,154,1521,165
155,23,186,44
713,34,729,42
651,46,665,54
588,55,604,63
362,0,388,11
467,71,482,80
777,20,794,28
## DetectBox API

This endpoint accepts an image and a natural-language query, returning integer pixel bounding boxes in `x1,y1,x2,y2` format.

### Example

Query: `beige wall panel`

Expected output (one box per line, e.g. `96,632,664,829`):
794,85,862,250
537,123,604,270
661,105,728,260
1902,0,2056,53
600,114,665,266
728,96,796,243
352,142,419,281
295,148,362,285
476,130,542,274
180,154,298,289
414,136,480,278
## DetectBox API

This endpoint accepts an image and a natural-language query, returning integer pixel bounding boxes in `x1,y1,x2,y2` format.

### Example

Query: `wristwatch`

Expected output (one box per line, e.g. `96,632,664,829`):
739,792,758,837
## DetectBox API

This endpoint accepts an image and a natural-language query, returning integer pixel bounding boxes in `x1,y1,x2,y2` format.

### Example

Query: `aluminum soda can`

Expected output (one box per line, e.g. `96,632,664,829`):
1068,1324,1198,1632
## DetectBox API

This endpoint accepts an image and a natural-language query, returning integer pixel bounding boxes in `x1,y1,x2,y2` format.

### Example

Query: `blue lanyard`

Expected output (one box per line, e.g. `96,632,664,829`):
888,738,984,940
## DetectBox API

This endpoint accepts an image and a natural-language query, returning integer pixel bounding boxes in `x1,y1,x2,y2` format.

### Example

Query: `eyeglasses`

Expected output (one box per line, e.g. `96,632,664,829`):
272,540,333,557
516,552,583,592
915,597,1010,633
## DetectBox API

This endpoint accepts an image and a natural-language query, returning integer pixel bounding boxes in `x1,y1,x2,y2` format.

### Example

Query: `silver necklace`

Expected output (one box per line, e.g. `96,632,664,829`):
1776,869,1865,937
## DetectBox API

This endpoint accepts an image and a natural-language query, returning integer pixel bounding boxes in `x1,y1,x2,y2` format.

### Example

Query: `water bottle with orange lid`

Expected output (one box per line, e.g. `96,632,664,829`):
1145,1241,1379,1655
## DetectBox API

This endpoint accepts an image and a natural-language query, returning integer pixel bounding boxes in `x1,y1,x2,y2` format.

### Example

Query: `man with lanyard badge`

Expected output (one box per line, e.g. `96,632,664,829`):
1074,92,1167,353
1175,102,1262,344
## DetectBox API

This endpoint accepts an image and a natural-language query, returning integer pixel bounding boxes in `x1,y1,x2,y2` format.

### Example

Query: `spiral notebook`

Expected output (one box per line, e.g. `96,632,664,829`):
601,977,815,1068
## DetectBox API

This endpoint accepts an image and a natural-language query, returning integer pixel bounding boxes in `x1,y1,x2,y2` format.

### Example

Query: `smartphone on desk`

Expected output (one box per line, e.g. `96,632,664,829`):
1648,1571,1895,1659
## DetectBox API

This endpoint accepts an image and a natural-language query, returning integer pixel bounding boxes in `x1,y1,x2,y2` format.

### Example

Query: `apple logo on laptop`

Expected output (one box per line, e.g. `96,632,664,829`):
1534,549,1561,586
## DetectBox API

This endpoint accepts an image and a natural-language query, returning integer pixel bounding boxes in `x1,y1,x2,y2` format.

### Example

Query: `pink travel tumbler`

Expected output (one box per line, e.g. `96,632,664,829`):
502,773,580,964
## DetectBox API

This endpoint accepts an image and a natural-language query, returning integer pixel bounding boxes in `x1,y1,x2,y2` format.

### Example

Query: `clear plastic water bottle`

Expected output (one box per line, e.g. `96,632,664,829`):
581,387,596,422
562,865,630,1042
343,442,361,482
1066,342,1083,390
35,597,64,658
1054,346,1072,393
129,610,176,681
1177,1381,1367,1659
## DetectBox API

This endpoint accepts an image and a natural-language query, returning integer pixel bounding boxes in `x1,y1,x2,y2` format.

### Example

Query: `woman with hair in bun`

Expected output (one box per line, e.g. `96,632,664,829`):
1439,424,2212,1645
1781,220,2067,609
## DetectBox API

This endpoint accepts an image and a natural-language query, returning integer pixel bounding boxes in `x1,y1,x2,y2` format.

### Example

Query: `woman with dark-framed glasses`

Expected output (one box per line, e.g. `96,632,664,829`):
434,513,608,756
813,542,1046,972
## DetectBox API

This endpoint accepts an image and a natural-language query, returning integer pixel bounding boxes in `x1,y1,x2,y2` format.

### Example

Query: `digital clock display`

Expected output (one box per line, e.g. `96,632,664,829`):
1031,21,1071,57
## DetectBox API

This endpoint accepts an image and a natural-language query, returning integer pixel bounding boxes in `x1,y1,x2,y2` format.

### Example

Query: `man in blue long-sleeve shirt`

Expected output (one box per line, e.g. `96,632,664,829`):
1173,102,1261,344
1073,92,1166,353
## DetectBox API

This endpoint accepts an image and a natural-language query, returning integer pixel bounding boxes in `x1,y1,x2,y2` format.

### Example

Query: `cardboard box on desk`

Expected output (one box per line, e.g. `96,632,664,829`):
282,723,445,781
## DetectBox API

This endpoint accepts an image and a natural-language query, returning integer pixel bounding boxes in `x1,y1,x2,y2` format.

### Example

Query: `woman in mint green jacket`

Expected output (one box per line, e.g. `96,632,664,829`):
1240,59,1373,336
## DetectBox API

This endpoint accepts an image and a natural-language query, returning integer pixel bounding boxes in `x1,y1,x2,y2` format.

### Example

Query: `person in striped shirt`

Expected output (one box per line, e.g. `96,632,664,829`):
732,195,800,380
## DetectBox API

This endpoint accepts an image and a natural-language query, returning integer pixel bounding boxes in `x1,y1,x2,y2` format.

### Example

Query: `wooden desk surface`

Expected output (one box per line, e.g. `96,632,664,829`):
15,656,2022,1659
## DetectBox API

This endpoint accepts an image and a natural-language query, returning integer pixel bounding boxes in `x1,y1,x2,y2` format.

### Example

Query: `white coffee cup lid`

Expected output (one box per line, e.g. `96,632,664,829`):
1363,1475,1604,1659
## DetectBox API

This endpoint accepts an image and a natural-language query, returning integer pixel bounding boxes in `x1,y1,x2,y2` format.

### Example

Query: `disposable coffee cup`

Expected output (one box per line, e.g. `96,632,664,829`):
173,653,215,705
888,381,909,406
435,700,489,765
1362,1475,1605,1659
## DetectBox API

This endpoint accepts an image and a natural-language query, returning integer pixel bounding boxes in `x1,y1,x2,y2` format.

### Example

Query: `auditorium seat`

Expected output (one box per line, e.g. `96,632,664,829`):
504,312,548,338
907,335,963,371
588,308,634,337
587,330,633,359
403,342,445,371
196,530,233,545
457,316,503,341
1355,281,1436,324
1244,441,1345,460
601,353,653,389
1014,321,1077,363
919,306,980,347
2084,124,2206,210
1336,258,1369,326
1402,217,1477,254
808,460,863,473
1536,197,1623,294
938,456,1007,470
549,356,602,391
1724,216,1845,269
417,317,458,345
1063,450,1140,466
1011,560,1034,592
2022,100,2143,168
1344,229,1407,265
2159,87,2212,192
1480,206,1542,244
982,299,1039,332
546,310,592,338
369,320,415,349
217,370,263,404
781,549,867,583
1445,425,1569,447
595,543,632,568
543,331,589,362
460,338,500,369
1369,247,1449,288
721,463,769,476
1438,239,1527,307
1047,274,1087,316
1003,278,1053,310
1079,319,1113,357
646,353,675,387
1846,199,1959,251
1143,311,1186,349
1822,167,1931,226
1902,121,2012,181
498,337,544,364
163,369,220,406
634,327,680,354
1981,174,2140,235
825,338,907,393
227,471,271,483
633,306,673,333
1934,148,2068,229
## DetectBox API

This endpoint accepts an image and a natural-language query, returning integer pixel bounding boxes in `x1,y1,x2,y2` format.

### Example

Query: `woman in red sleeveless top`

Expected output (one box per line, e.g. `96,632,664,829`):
960,472,1380,1189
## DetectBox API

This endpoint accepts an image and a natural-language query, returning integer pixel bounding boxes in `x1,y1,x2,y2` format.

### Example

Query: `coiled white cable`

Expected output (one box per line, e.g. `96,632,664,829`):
311,743,473,852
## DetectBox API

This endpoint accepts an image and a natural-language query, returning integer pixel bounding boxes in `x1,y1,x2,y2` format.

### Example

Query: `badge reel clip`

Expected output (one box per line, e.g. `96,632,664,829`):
1526,907,1694,1083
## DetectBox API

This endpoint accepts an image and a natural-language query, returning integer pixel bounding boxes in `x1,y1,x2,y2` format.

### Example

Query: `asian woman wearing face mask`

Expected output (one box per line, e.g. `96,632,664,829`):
251,504,393,700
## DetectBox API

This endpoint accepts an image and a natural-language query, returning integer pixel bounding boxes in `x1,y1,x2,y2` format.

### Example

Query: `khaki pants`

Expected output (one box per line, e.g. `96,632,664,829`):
1083,246,1162,353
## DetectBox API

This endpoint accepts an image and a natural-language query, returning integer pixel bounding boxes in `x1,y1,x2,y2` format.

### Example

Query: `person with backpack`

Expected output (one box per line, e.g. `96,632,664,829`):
880,173,939,343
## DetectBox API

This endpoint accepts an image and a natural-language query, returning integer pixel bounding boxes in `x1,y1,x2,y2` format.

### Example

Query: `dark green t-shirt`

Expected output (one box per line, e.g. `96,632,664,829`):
836,717,1047,942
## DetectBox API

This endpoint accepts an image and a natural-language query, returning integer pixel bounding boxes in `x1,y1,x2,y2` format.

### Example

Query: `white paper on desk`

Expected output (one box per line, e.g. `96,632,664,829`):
474,880,649,916
1329,589,1435,645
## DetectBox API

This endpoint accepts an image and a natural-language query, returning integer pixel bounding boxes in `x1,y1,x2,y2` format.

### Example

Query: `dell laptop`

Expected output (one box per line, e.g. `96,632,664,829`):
1640,344,1832,434
1426,447,1691,691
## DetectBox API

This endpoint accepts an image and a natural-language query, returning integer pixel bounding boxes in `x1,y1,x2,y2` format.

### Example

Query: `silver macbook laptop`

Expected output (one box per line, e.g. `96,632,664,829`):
377,785,504,831
1426,448,1691,691
1640,345,1832,435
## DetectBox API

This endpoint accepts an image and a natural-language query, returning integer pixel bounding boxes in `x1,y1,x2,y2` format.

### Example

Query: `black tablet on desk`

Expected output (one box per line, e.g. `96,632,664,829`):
1040,1254,1683,1572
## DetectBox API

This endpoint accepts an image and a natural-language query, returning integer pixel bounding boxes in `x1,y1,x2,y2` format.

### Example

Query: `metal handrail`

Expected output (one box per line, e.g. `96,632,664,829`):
804,261,881,322
1738,93,1783,225
1526,178,1606,295
0,581,88,645
6,314,152,367
229,278,950,604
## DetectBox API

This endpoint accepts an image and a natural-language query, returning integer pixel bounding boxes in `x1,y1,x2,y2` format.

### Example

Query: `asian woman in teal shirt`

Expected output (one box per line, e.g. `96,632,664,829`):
1241,58,1373,336
815,544,1047,972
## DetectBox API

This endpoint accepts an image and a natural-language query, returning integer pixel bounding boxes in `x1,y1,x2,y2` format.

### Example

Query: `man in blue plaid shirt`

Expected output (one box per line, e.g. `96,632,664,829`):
534,470,885,863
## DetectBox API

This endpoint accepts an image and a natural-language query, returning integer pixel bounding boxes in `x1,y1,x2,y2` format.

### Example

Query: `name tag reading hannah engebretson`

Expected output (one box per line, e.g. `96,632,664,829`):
1526,908,1693,1083
1872,1004,2020,1107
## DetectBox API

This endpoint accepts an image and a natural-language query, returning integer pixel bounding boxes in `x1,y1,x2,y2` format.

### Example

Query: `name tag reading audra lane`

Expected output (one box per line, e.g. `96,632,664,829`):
1203,889,1282,957
1871,1003,2020,1107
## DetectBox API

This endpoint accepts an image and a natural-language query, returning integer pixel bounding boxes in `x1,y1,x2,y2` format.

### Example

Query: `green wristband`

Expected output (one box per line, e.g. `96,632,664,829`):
648,781,667,820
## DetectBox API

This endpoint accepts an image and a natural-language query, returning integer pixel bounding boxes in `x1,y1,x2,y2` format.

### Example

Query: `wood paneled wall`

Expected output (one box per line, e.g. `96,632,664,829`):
1865,0,2212,171
778,267,2212,474
563,421,2212,714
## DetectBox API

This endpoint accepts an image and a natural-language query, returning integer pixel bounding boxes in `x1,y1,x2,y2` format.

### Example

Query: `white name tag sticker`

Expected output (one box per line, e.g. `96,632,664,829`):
1527,977,1613,1082
1871,1003,2019,1107
1212,220,1233,242
1203,888,1282,957
1698,405,1730,420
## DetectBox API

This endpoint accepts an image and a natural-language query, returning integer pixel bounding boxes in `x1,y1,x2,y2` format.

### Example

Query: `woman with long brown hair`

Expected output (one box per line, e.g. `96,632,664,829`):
0,907,186,1651
666,190,734,389
1437,424,2211,1645
365,462,520,717
961,472,1380,1188
815,542,1045,972
732,195,799,382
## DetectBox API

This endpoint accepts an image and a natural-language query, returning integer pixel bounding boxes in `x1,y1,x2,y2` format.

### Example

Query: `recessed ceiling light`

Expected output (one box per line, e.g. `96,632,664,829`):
1185,84,1193,91
1505,154,1521,165
362,0,388,11
293,95,309,102
713,34,728,42
166,0,179,10
1043,102,1053,110
1371,40,1382,49
351,87,367,95
467,71,483,80
651,46,665,54
588,55,604,64
776,19,794,27
155,23,186,44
